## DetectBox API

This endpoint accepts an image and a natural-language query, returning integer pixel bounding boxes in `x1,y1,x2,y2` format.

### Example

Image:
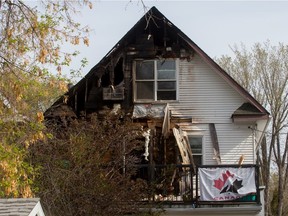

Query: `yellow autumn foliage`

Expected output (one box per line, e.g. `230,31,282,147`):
39,48,48,63
83,37,89,46
59,81,68,92
74,36,80,45
0,0,92,200
37,112,44,122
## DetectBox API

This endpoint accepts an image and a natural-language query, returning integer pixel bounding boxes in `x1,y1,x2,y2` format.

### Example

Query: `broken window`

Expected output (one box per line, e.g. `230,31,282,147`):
188,135,203,166
134,59,177,101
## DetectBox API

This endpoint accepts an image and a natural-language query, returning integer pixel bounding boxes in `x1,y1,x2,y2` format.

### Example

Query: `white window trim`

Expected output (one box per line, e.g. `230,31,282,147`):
187,131,205,165
133,59,179,103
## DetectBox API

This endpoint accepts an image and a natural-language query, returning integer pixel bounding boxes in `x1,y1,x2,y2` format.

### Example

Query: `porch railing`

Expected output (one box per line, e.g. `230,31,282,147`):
134,164,260,207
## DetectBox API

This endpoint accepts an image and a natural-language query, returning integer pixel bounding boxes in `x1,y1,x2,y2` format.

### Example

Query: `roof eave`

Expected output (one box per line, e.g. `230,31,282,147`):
232,114,269,123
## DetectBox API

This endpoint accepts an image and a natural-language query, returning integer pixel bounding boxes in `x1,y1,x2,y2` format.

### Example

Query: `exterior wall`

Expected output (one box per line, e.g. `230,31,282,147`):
215,123,254,164
29,201,46,216
169,55,246,124
169,55,256,165
179,123,254,165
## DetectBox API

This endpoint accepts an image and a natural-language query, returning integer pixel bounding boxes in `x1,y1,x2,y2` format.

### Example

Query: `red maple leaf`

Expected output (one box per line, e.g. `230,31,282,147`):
213,170,234,190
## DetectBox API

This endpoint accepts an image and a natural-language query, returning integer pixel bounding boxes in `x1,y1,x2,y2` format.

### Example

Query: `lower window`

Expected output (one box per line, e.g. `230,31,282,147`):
188,135,203,166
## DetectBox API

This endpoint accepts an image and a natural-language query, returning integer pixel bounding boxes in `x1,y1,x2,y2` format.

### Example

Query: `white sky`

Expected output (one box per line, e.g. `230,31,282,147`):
63,0,288,79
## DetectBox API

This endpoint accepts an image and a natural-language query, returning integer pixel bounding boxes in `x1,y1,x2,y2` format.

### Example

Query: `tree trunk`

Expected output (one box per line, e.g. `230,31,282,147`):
278,166,283,216
260,136,272,216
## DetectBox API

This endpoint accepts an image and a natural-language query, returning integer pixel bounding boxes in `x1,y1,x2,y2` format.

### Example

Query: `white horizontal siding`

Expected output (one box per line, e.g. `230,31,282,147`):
207,123,254,165
169,55,246,124
169,55,256,165
180,123,255,165
216,124,254,164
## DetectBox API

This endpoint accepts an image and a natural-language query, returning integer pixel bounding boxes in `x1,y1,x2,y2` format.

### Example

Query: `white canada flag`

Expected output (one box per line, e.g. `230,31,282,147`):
198,167,256,201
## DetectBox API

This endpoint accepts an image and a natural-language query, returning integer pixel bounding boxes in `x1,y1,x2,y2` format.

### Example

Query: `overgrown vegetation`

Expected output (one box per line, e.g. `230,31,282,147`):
29,113,160,215
0,1,163,214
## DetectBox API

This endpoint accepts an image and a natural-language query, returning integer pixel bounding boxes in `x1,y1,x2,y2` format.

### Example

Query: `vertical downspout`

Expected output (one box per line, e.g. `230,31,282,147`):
252,125,256,164
249,125,256,164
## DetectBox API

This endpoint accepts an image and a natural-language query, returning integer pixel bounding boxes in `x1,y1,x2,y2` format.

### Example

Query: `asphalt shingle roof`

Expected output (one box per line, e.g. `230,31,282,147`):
0,198,41,216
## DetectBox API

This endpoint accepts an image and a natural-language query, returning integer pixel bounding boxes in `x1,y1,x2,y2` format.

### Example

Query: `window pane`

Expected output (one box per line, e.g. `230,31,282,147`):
135,60,177,101
193,155,202,166
136,81,154,100
157,91,176,100
158,81,176,90
189,136,202,154
157,60,175,70
158,70,175,79
136,61,154,79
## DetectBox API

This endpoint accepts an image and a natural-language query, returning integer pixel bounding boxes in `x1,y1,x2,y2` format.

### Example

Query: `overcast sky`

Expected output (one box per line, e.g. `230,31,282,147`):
63,0,288,79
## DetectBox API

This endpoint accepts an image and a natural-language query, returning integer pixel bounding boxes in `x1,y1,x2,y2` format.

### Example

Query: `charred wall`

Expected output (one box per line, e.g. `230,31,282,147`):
67,18,194,118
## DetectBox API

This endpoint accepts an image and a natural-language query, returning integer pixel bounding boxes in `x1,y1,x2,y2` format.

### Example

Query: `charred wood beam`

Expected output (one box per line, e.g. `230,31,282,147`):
74,92,77,113
209,123,222,164
84,79,88,117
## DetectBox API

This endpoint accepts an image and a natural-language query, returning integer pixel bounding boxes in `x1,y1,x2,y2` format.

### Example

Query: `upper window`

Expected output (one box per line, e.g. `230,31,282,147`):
134,59,177,101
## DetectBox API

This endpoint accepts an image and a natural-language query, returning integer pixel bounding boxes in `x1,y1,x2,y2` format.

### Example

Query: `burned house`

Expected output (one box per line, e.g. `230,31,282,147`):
46,7,269,216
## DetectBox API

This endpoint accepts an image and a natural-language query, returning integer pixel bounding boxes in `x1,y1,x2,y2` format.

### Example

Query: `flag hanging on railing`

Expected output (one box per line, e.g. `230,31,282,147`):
198,167,256,201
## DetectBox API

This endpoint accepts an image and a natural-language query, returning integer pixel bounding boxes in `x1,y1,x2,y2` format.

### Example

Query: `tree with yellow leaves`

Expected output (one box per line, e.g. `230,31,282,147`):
0,0,92,198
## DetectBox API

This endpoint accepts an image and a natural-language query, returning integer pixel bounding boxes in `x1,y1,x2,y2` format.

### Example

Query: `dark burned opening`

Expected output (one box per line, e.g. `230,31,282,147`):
114,57,124,86
85,57,125,112
101,69,110,87
101,57,124,87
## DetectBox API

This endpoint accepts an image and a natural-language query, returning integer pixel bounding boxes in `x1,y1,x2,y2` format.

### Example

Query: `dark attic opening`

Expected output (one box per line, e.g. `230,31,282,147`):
113,57,124,86
84,57,125,115
101,56,124,87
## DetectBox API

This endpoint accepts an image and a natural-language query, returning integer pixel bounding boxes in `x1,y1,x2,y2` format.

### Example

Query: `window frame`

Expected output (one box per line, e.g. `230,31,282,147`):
133,59,179,102
187,132,205,166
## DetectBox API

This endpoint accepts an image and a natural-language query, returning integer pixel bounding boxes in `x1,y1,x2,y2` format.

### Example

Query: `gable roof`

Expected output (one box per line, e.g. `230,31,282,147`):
0,198,45,216
58,6,269,118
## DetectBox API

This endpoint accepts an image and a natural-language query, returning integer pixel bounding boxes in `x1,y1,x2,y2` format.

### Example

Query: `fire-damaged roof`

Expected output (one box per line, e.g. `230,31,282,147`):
47,6,269,120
